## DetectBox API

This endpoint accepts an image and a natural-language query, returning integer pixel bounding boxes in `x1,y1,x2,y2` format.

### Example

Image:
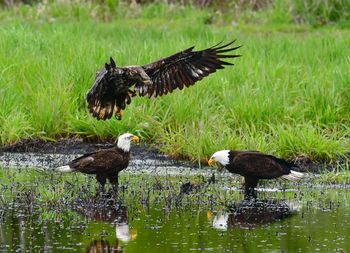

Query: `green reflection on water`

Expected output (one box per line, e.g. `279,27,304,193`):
0,167,350,252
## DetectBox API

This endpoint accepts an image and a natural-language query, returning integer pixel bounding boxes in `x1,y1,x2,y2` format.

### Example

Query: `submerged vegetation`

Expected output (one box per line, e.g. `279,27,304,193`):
1,165,350,217
2,166,350,252
0,1,349,162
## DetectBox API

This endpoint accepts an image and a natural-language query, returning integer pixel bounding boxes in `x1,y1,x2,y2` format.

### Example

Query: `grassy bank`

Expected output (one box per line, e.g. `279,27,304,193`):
0,2,349,162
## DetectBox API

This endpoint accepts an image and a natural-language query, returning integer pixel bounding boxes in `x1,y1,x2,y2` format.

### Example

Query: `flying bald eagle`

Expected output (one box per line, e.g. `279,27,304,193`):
87,41,241,120
208,150,304,199
56,133,139,192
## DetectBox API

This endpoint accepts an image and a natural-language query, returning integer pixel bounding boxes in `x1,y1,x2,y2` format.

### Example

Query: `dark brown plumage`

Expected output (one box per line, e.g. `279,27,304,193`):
56,133,139,192
86,41,241,120
86,239,123,253
208,150,304,199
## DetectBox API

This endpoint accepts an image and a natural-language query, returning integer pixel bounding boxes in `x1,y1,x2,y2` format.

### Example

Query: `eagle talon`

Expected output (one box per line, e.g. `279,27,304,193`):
116,110,123,120
128,89,136,97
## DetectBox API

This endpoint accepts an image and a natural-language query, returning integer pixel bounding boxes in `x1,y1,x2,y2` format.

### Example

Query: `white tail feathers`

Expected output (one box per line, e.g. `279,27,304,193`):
55,165,74,173
282,170,305,180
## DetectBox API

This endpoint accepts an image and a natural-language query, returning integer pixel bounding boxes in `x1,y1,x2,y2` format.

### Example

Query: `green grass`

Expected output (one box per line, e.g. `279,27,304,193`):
0,2,349,162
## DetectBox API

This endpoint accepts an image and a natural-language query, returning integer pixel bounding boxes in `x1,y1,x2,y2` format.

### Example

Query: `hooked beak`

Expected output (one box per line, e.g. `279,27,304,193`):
207,210,214,220
131,135,140,143
208,158,216,167
130,229,138,241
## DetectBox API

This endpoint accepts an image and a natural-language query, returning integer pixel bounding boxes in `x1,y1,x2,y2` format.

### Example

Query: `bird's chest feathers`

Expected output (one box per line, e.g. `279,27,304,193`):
226,163,249,176
226,163,241,174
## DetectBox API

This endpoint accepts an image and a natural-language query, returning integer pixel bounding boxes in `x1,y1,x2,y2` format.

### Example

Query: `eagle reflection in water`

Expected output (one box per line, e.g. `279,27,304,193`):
86,239,123,253
208,199,301,230
72,200,136,253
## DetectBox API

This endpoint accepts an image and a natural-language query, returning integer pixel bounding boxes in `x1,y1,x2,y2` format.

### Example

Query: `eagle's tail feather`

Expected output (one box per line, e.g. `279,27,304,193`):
282,170,304,180
56,165,74,173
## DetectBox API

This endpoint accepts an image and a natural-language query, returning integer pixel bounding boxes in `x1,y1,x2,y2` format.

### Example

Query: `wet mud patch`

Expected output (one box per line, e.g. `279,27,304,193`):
0,138,161,158
0,138,345,173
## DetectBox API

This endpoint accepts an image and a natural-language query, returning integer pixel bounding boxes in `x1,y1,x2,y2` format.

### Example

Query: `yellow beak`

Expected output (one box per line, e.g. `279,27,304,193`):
208,158,215,167
207,210,214,220
131,135,140,143
130,229,138,241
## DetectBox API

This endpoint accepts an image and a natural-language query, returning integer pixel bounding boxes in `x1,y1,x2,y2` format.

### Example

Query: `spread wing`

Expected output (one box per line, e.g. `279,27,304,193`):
140,41,241,97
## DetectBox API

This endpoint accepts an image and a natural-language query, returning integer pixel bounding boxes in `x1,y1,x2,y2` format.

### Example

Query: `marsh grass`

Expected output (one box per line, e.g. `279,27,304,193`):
1,165,349,224
0,2,349,162
0,166,318,217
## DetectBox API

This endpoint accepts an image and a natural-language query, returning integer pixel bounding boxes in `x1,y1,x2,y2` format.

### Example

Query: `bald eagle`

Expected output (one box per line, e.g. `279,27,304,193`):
87,41,241,120
56,133,139,192
208,150,304,199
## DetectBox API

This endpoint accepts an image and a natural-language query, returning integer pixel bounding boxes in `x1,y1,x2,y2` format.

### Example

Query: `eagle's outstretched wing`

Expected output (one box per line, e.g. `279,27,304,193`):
86,41,241,121
139,41,241,97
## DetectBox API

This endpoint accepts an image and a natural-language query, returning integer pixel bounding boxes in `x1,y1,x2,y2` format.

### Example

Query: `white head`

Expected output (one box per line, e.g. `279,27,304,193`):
117,133,140,152
212,213,229,231
116,224,137,243
208,150,230,167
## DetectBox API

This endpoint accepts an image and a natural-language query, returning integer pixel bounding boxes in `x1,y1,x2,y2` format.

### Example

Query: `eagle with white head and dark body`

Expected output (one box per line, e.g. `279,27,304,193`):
86,41,241,120
208,150,304,199
56,133,139,192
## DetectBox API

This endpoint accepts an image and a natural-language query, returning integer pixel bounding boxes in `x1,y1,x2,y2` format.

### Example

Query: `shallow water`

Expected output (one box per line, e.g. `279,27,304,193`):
0,152,212,176
0,156,350,252
1,188,350,253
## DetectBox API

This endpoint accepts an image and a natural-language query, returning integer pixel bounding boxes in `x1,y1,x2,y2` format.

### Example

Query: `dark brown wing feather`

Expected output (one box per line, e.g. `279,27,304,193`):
140,41,241,97
69,148,127,174
233,152,294,179
86,69,118,120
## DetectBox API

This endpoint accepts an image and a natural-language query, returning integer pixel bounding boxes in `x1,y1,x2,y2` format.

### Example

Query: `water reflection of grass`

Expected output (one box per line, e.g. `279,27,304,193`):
0,2,349,163
1,166,350,223
2,166,350,252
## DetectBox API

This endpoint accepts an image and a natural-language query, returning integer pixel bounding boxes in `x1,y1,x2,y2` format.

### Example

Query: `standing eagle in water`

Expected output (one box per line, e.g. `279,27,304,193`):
87,41,241,120
56,133,139,192
208,150,304,199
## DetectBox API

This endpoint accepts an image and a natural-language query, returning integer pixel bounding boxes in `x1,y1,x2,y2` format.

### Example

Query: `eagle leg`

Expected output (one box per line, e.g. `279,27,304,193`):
108,173,119,196
116,109,123,120
96,174,107,194
244,176,258,200
115,106,123,120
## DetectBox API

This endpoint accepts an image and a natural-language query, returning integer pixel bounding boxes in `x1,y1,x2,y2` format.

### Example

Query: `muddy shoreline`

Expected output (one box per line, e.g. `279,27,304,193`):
0,138,201,174
0,137,160,158
0,138,347,173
